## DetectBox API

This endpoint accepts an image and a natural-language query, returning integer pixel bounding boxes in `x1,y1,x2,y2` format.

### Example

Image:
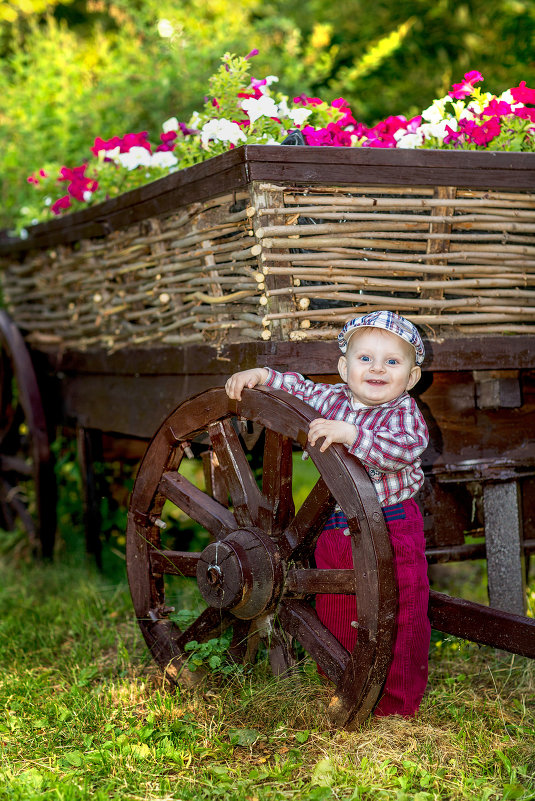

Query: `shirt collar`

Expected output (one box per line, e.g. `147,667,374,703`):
342,384,409,411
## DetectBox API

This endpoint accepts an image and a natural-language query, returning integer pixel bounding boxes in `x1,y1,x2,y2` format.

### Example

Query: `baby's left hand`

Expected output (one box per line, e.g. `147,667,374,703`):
308,418,355,452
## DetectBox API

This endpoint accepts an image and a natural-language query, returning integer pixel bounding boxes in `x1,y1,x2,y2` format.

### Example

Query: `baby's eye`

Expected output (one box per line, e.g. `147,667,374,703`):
359,355,371,362
386,358,398,365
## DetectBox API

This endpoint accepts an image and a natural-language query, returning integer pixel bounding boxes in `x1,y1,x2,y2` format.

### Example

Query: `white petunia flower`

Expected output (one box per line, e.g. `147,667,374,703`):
277,97,291,118
162,117,179,133
395,130,425,149
103,146,121,161
421,97,447,123
151,151,179,169
287,107,313,126
200,118,247,147
419,118,455,141
83,191,93,202
241,95,279,124
116,147,153,170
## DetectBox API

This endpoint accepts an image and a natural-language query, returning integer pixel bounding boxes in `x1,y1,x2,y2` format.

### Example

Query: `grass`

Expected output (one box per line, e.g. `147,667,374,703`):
0,554,534,801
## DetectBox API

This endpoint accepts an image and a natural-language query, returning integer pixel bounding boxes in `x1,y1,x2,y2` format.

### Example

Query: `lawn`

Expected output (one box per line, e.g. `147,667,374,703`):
0,550,534,801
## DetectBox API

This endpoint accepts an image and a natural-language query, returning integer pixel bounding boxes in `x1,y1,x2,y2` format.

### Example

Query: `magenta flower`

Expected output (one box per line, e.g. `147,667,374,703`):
293,94,323,106
302,122,353,147
457,117,501,146
482,98,512,117
91,136,122,156
27,174,40,185
245,49,259,60
51,195,72,215
178,122,198,136
510,81,535,105
449,70,484,99
443,125,464,145
120,132,151,153
59,165,88,183
513,106,535,122
331,97,357,127
156,131,178,152
238,86,264,100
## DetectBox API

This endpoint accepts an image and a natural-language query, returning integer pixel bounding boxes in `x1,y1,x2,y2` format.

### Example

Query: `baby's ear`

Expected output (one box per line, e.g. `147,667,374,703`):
338,355,348,382
406,365,421,391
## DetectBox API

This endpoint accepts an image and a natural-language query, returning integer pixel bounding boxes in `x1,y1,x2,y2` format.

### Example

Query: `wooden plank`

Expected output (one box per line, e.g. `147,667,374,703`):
429,590,535,658
3,146,534,255
31,335,535,376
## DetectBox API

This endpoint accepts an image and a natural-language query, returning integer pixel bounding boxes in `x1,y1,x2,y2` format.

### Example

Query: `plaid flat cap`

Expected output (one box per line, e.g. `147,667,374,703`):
338,310,425,365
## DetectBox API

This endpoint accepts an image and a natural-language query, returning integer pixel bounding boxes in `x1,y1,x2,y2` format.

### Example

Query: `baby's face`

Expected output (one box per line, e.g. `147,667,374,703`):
338,327,421,407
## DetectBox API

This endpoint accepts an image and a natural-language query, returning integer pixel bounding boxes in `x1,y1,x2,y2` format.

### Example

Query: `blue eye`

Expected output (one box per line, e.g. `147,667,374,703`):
360,355,371,362
386,359,398,365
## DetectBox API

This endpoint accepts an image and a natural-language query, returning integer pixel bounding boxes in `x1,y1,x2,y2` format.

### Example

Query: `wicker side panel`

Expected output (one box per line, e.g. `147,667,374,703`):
1,192,264,350
255,184,535,340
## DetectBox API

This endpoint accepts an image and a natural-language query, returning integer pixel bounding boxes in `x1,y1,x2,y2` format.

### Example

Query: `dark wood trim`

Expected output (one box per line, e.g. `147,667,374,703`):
33,335,535,376
2,146,534,254
428,590,535,659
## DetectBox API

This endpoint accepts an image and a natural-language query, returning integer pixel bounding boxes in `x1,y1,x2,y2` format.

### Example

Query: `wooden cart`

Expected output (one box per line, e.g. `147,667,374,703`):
1,145,535,728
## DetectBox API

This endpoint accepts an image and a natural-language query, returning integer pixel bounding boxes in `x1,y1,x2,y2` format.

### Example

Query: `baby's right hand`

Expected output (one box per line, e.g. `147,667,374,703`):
225,368,269,400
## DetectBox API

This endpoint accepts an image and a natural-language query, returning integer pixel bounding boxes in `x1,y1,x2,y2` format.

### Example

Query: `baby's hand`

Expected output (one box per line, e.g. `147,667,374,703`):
225,368,269,401
308,418,355,452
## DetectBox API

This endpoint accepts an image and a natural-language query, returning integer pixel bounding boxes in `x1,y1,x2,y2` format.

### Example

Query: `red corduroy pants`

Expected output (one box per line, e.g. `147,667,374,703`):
314,498,430,717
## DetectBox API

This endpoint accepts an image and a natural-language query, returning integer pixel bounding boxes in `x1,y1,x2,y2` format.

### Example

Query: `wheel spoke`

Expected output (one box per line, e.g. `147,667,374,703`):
279,477,336,559
0,454,33,477
267,620,297,676
159,471,236,540
208,419,271,530
176,606,233,650
262,430,295,536
276,599,349,684
150,548,200,576
201,450,228,506
228,619,254,663
285,569,356,595
0,477,37,540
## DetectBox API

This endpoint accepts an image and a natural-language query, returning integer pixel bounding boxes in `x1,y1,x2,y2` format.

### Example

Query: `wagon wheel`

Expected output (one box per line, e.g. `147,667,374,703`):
126,386,397,728
0,311,56,557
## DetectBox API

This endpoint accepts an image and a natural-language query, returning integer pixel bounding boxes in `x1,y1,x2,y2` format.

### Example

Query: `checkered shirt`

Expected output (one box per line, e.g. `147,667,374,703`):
264,368,429,507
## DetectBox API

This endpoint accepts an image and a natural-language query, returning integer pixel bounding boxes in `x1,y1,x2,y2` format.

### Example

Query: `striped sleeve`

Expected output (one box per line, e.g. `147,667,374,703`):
263,368,343,414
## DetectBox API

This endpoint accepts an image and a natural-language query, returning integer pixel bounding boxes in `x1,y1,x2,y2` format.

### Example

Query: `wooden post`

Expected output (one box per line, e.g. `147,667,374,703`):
77,426,103,567
250,182,296,342
483,480,526,614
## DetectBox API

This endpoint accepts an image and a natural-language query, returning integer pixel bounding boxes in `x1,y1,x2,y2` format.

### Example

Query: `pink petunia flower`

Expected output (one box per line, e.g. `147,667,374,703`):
482,98,512,117
513,106,535,122
91,136,122,156
51,195,72,215
510,81,535,105
443,125,464,145
293,94,323,107
156,131,178,152
27,174,40,185
449,70,484,99
120,132,152,153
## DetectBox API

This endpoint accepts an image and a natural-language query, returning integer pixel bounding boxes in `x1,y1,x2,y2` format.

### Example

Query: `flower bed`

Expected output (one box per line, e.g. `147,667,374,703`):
1,56,535,352
14,56,535,237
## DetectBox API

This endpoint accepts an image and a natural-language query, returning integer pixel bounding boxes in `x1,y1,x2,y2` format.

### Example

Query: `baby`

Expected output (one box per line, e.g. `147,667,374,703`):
225,310,430,717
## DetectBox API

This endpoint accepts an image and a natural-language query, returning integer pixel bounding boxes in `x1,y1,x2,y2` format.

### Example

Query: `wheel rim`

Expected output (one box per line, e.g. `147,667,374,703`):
126,386,397,727
0,311,56,557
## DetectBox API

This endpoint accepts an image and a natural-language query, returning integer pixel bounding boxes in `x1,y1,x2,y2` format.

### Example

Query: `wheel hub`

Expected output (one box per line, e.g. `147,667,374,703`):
196,528,283,619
